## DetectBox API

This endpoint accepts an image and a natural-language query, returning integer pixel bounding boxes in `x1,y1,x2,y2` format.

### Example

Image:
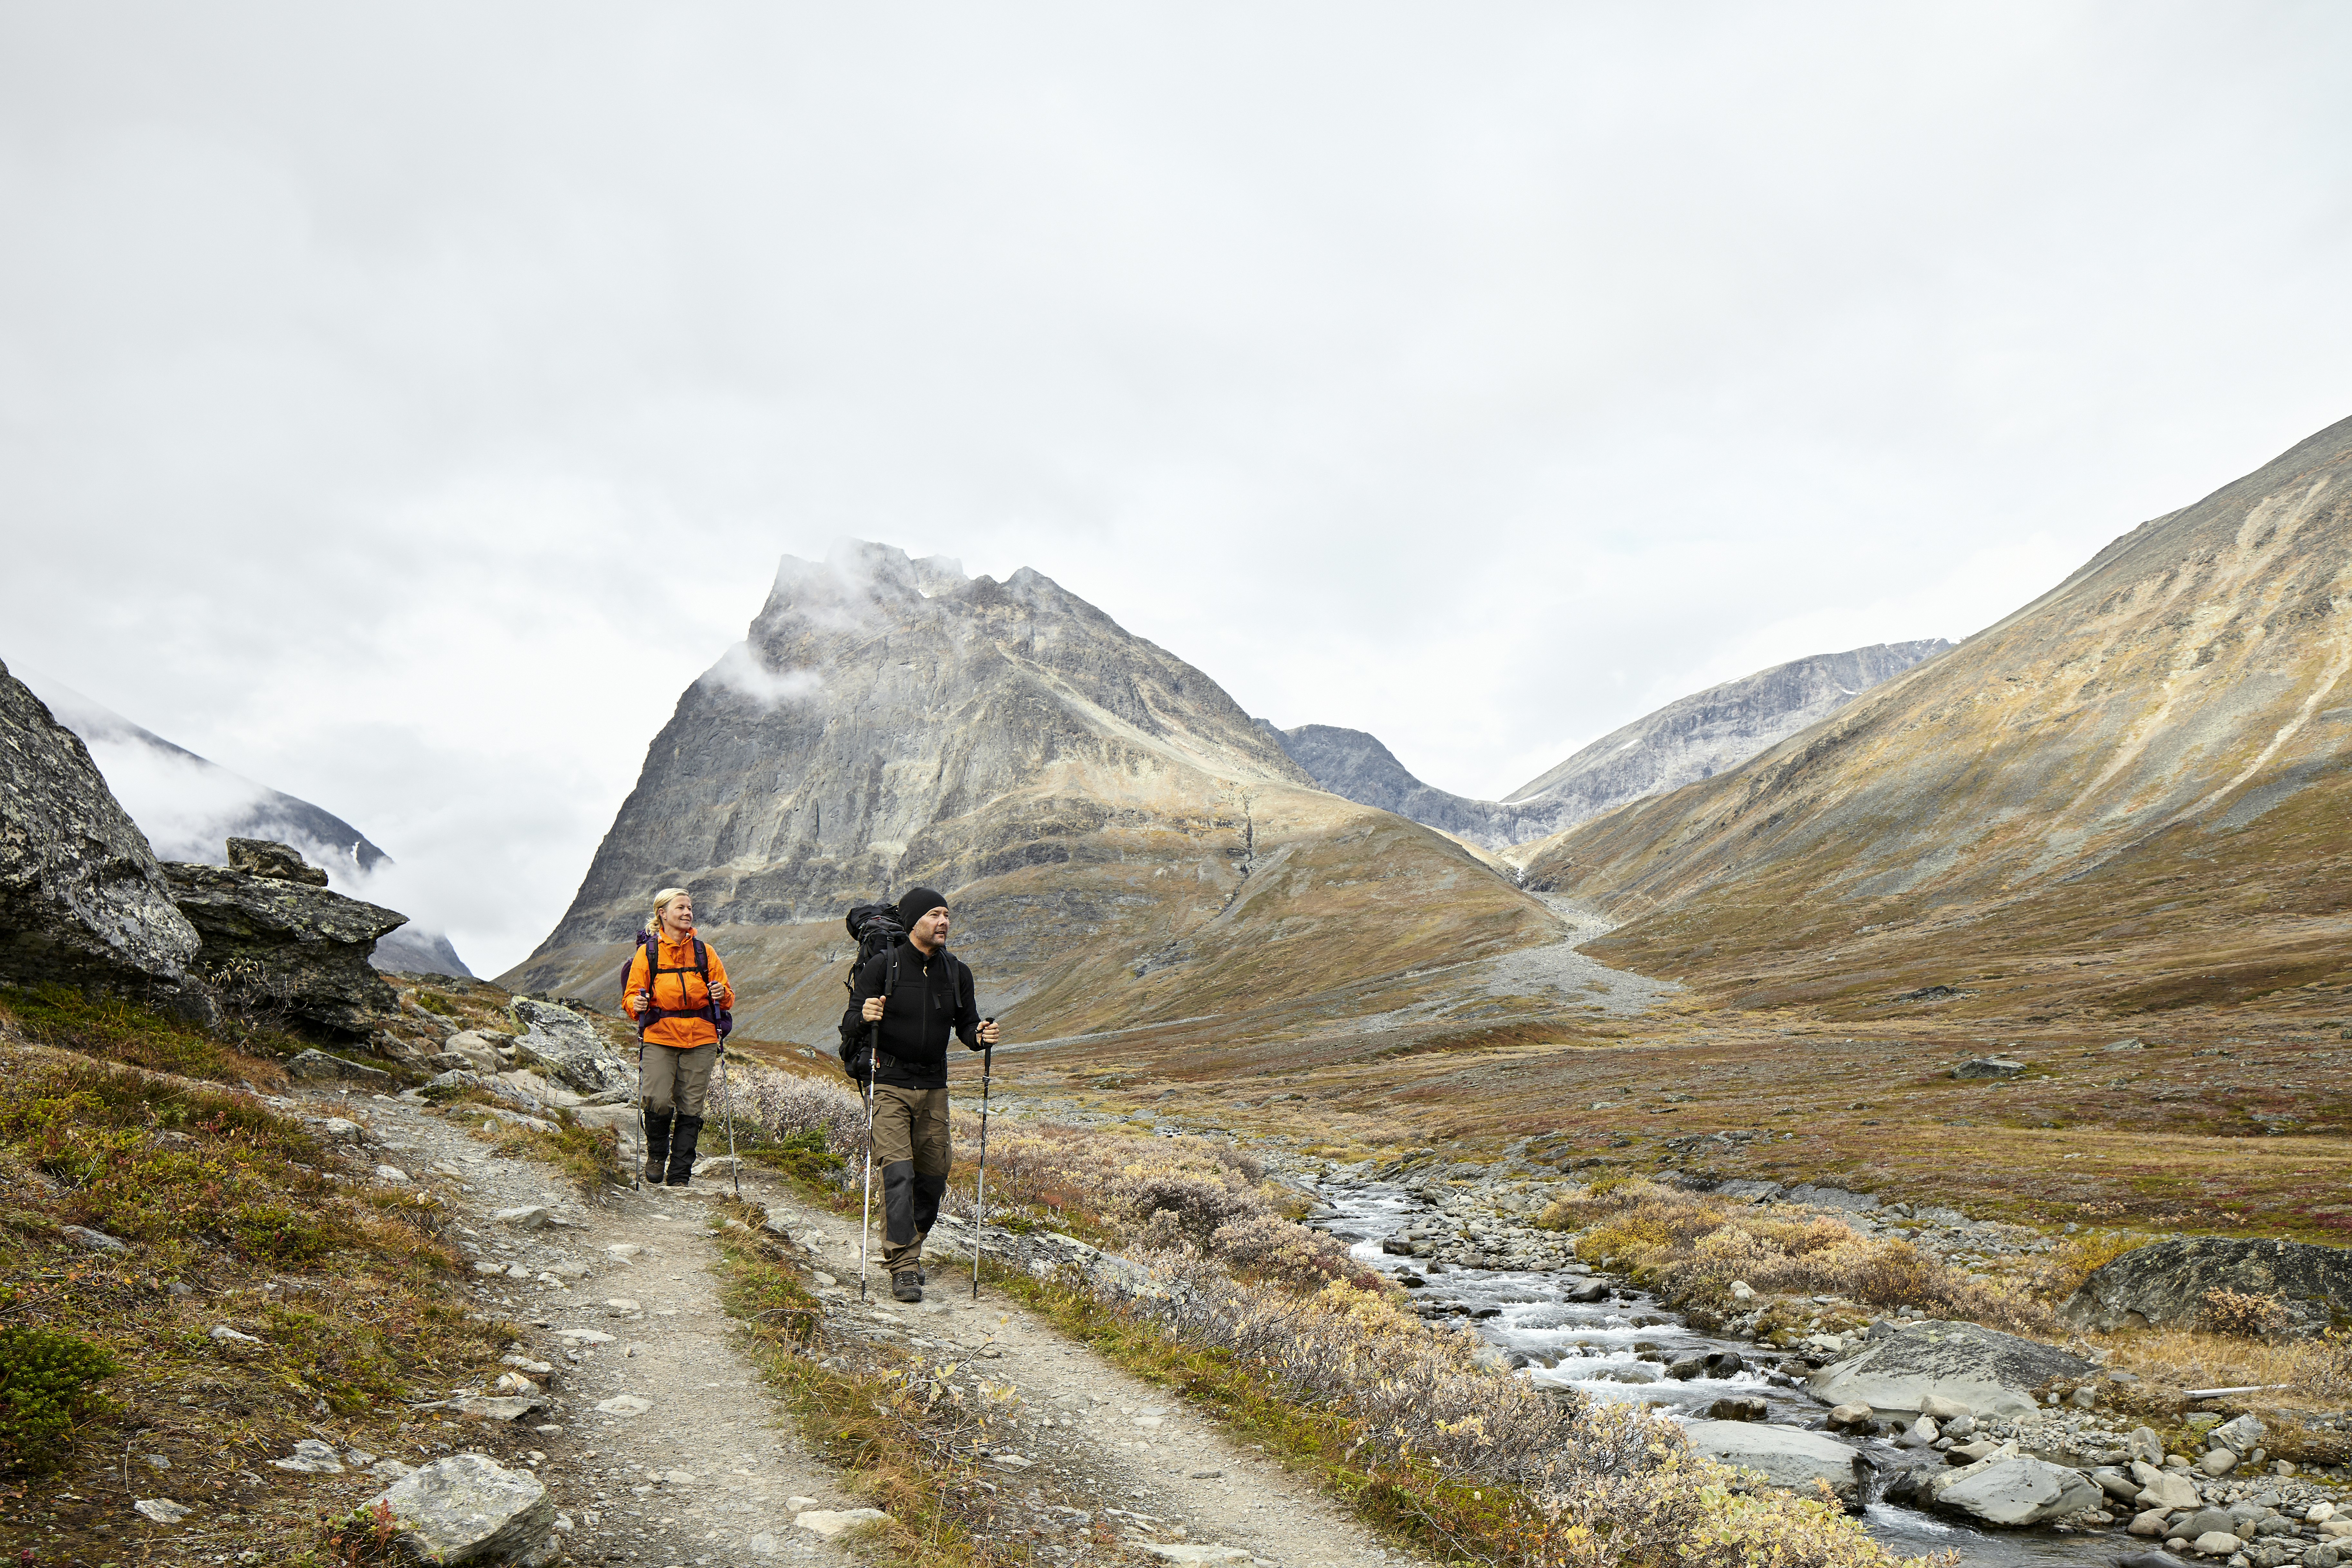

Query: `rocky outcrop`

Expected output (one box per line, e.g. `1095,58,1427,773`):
0,659,214,1023
367,1452,557,1565
1264,641,1949,854
17,669,473,978
1806,1318,2093,1421
162,843,406,1037
2062,1238,2352,1337
1523,414,2352,1017
505,543,1560,1043
509,997,632,1097
1680,1420,1870,1509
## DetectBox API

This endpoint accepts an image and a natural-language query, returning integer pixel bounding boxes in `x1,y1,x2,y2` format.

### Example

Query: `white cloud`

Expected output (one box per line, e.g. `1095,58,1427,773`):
2,3,2347,967
698,642,824,709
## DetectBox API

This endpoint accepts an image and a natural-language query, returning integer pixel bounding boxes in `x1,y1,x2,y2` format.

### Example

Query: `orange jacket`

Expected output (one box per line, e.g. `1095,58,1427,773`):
623,935,733,1050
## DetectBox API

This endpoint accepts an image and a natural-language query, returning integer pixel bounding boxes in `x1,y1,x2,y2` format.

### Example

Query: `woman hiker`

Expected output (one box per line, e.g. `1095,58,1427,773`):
624,887,734,1186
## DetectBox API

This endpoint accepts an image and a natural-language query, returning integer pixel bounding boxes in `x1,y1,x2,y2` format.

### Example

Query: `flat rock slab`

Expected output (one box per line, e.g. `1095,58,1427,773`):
1933,1455,2104,1527
2063,1237,2352,1336
792,1507,889,1538
1135,1547,1256,1564
1807,1318,2092,1421
1682,1420,1869,1508
371,1452,554,1566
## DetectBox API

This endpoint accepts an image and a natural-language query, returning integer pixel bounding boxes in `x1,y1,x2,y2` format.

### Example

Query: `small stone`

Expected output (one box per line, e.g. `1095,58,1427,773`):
1918,1393,1972,1421
208,1324,261,1344
472,1260,507,1275
2104,1038,2146,1051
134,1497,191,1523
1954,1057,2028,1079
550,1328,614,1344
605,1297,641,1314
1728,1280,1755,1301
2202,1450,2239,1476
495,1205,552,1230
787,1496,821,1510
2193,1532,2243,1555
547,1261,591,1278
1827,1402,1875,1431
316,1117,367,1142
594,1394,652,1415
792,1507,890,1538
374,1165,411,1183
2129,1508,2170,1536
490,1372,540,1396
60,1224,128,1253
1709,1395,1769,1421
270,1438,345,1475
501,1354,554,1374
2311,1503,2339,1524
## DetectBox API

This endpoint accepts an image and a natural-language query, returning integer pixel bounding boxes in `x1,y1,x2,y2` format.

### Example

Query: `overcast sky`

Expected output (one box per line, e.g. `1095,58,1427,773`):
5,3,2348,977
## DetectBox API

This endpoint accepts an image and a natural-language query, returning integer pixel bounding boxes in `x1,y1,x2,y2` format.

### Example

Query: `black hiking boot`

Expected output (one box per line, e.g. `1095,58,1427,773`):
892,1269,923,1303
641,1109,673,1184
665,1115,703,1186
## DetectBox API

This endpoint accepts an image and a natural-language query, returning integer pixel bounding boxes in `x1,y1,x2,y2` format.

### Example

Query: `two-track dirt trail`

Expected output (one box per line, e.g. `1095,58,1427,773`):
326,1083,1417,1568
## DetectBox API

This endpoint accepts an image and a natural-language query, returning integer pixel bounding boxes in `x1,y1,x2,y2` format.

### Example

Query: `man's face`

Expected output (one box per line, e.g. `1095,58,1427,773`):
913,906,950,947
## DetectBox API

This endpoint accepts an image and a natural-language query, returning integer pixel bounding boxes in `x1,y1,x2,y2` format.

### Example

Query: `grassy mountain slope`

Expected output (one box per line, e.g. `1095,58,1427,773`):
1522,415,2352,1020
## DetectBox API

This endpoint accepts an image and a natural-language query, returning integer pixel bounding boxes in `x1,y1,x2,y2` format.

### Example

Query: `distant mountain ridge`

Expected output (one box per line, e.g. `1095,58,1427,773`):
14,672,471,978
1264,640,1950,852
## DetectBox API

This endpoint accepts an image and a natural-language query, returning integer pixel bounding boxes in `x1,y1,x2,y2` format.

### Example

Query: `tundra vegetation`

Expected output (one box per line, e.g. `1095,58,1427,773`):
738,1064,1944,1568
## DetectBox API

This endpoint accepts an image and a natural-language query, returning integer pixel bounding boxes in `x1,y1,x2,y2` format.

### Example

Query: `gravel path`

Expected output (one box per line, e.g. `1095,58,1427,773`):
317,1085,1421,1567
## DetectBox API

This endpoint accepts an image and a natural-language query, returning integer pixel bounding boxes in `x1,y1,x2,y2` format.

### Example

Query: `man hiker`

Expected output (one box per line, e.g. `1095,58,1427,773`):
854,885,999,1302
624,886,734,1186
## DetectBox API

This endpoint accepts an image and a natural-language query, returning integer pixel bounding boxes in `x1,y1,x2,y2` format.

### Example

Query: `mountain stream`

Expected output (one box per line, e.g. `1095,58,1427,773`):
1313,1181,2121,1566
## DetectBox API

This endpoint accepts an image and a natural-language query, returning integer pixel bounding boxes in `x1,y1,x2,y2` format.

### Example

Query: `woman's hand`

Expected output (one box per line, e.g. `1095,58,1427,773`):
861,996,885,1023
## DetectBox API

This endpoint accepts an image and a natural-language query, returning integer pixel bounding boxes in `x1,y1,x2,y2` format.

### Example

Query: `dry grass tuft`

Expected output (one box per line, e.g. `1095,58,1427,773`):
1542,1179,2051,1333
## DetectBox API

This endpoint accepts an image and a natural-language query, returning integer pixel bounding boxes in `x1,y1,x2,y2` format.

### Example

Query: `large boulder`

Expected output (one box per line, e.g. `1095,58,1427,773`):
1681,1420,1871,1509
2062,1238,2352,1338
1807,1319,2092,1422
367,1452,557,1565
510,996,632,1097
1931,1455,2104,1528
0,661,216,1024
162,846,405,1037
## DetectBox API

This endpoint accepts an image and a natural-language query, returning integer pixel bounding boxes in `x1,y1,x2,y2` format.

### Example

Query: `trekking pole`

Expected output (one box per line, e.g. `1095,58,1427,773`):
717,1046,740,1200
633,1044,646,1194
858,1017,879,1302
971,1028,995,1302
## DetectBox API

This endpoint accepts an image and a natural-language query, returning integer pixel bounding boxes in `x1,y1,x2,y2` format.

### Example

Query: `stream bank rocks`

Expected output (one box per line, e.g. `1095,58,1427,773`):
0,658,215,1023
1806,1318,2093,1421
1683,1421,1871,1508
2063,1238,2352,1337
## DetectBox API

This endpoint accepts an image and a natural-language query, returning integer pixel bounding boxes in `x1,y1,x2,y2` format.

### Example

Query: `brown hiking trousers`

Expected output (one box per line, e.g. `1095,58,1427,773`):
641,1042,716,1119
871,1084,951,1273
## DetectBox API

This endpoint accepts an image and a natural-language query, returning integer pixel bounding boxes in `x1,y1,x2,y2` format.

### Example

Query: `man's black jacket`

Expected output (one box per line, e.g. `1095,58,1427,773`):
848,940,982,1090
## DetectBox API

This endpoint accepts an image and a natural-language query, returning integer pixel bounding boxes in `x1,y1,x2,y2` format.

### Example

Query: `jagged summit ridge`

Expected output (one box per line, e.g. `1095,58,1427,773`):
513,540,1556,1041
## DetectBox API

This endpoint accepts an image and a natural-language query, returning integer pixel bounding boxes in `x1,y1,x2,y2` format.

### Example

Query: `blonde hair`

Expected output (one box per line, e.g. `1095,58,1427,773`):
650,886,693,935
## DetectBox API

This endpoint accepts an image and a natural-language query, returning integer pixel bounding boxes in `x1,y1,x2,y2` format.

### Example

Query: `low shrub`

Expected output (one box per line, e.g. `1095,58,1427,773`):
0,981,289,1082
2200,1287,2294,1339
0,1318,118,1473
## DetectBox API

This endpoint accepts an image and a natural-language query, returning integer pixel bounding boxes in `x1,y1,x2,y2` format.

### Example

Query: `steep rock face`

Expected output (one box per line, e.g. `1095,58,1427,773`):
14,670,472,978
1523,414,2352,1016
0,659,213,1022
508,544,1559,1041
162,845,406,1037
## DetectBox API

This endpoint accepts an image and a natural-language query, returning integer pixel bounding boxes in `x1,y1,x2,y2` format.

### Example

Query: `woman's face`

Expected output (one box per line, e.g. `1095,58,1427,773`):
662,895,694,934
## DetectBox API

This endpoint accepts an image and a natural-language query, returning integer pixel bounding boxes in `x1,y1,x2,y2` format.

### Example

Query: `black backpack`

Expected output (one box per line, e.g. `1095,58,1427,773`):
624,929,735,1045
836,903,906,1083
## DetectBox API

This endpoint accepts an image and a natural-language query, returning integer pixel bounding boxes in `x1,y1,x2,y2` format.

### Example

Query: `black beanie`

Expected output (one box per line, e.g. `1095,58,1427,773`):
896,886,947,930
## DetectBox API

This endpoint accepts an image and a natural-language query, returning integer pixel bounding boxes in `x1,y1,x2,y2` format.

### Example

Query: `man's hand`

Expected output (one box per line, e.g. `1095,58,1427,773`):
861,996,885,1023
977,1018,1000,1046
